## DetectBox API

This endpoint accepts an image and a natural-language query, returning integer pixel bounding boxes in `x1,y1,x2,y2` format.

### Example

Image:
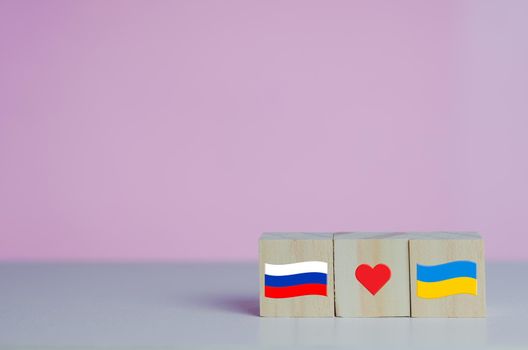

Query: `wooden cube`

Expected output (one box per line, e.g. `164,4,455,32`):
334,232,411,317
409,232,486,317
259,233,334,317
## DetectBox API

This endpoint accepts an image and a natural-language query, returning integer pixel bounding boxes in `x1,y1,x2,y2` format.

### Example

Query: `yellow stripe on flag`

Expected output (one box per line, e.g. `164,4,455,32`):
416,277,477,299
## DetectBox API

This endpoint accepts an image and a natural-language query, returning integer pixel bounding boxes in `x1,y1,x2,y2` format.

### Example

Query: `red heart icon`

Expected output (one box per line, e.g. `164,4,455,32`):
355,264,391,295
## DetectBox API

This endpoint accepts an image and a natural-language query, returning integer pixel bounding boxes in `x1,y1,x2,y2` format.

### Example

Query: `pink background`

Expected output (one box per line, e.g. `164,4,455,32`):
1,1,527,261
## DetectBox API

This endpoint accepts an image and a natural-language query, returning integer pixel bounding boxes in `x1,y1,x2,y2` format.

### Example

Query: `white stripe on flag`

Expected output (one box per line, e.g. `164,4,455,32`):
264,261,328,276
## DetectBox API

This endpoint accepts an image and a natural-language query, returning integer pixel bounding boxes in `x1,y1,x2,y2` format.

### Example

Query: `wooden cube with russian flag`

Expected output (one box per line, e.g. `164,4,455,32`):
259,233,334,317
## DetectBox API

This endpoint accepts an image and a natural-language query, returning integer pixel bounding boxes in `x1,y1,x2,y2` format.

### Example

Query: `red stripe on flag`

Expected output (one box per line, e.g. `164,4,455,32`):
264,283,327,298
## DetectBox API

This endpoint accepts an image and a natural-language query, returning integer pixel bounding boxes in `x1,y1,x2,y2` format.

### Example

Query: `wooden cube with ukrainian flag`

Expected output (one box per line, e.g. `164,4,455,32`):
259,233,334,317
409,232,486,317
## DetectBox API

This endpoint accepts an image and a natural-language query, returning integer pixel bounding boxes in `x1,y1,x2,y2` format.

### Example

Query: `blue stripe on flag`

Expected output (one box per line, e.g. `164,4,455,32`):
417,260,477,282
265,272,327,287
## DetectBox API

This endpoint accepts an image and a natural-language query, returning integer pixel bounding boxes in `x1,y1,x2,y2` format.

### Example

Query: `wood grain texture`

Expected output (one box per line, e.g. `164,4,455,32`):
259,232,334,317
409,233,486,317
334,232,411,317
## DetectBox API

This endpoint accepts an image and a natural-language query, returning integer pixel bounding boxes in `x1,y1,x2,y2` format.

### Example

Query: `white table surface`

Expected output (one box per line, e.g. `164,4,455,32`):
0,262,526,349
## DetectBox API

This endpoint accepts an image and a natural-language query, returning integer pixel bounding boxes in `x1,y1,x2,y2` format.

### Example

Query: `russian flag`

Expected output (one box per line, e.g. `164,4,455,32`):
264,261,328,298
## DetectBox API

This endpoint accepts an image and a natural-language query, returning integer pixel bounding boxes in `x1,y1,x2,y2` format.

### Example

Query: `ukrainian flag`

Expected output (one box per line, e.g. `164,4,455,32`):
416,260,477,299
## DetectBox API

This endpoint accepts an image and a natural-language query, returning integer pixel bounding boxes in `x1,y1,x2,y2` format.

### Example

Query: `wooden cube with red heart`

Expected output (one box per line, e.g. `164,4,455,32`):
334,232,412,317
